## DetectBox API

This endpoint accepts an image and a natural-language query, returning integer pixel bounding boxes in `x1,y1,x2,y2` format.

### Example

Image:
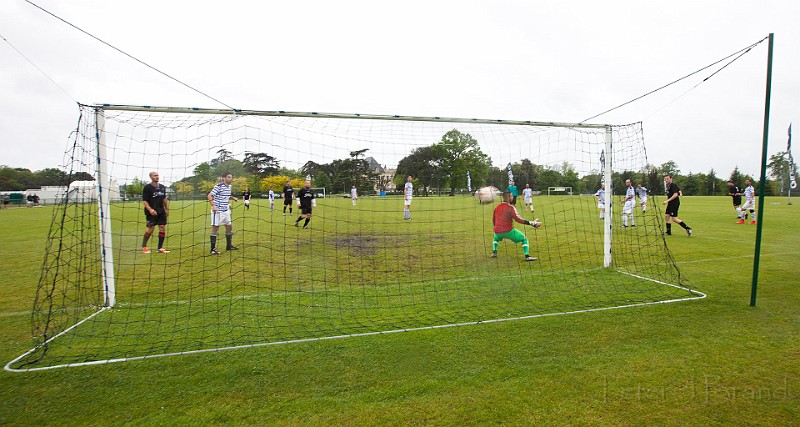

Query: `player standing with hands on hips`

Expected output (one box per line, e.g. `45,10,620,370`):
661,175,692,236
491,191,541,261
208,172,239,254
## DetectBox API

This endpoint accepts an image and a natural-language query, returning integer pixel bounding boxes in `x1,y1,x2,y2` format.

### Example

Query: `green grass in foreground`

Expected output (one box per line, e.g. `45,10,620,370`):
0,196,798,425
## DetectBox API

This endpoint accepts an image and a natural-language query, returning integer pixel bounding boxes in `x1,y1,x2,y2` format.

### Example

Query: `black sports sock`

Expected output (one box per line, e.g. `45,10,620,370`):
226,232,233,248
666,223,672,233
142,233,151,247
158,232,165,249
303,218,310,227
679,222,689,229
210,234,217,250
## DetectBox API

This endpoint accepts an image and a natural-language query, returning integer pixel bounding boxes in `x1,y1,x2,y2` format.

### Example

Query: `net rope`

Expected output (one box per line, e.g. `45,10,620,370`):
9,105,703,370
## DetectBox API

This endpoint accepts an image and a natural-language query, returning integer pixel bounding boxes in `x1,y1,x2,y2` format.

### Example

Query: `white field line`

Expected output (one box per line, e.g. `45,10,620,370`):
5,270,705,372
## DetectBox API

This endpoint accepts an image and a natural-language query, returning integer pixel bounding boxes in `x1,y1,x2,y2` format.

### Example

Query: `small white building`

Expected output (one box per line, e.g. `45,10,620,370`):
67,180,121,203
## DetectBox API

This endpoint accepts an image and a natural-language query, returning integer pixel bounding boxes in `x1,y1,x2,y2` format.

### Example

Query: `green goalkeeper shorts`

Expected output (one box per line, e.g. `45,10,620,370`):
493,229,527,244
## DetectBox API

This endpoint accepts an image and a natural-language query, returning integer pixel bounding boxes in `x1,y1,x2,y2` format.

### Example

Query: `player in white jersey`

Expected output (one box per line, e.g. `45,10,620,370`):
268,188,275,211
208,172,239,255
741,179,757,224
522,183,534,213
403,176,413,220
636,184,648,212
594,183,606,220
620,179,636,227
351,186,358,206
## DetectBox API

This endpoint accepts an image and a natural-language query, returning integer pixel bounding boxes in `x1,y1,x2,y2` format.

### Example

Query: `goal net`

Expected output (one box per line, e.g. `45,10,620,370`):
7,104,704,371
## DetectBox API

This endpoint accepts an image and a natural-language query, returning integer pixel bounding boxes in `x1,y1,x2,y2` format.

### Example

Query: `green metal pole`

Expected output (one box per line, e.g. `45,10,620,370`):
751,33,774,307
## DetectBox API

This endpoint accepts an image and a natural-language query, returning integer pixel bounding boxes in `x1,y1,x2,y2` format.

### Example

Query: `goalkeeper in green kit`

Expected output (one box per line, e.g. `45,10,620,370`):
491,191,541,261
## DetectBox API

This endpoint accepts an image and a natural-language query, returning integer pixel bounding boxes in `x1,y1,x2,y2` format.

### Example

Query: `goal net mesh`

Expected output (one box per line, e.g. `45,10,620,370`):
9,104,702,370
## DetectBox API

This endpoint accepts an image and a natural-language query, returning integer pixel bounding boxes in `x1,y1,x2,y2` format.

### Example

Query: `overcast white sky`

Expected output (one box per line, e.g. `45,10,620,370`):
1,0,797,179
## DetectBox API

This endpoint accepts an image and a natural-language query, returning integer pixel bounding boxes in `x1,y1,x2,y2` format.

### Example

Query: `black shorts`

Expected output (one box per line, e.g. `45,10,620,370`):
283,198,293,206
300,206,312,215
665,201,680,217
145,211,167,226
732,197,741,207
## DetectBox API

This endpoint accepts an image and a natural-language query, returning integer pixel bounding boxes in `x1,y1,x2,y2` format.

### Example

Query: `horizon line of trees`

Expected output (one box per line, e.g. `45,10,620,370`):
0,167,94,191
3,135,797,199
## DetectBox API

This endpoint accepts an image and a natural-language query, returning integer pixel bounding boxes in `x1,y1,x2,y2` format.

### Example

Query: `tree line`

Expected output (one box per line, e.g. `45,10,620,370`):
4,132,796,199
0,167,94,191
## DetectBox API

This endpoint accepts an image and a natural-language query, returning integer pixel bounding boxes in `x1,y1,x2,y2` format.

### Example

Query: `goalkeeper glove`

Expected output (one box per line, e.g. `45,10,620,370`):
528,219,542,228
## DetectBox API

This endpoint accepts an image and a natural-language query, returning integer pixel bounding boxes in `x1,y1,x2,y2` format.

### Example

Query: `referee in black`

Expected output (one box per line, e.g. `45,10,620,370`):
661,175,692,236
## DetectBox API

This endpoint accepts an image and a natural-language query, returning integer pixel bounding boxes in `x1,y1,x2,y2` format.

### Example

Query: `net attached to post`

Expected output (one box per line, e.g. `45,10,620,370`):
7,104,704,371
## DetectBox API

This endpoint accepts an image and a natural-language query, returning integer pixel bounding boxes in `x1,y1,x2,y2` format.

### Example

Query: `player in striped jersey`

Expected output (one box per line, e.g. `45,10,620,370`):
208,172,239,255
491,191,541,261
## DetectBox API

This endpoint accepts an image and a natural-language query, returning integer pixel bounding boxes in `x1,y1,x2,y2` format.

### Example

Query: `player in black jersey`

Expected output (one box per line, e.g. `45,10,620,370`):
661,175,692,236
142,171,170,253
294,180,315,229
282,180,294,215
243,188,251,210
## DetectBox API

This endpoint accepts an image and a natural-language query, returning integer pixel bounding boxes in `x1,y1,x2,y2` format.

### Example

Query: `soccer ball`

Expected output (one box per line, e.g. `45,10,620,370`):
476,186,500,204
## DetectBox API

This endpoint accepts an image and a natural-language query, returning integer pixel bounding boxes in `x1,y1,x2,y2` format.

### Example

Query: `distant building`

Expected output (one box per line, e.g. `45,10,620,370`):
380,168,397,193
364,157,395,193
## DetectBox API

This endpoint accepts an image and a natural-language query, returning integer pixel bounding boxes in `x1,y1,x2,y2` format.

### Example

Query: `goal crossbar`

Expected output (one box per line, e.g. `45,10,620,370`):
94,103,611,129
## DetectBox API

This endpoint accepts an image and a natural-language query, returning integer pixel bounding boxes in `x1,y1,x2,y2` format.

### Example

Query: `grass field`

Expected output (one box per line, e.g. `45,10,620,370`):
0,196,797,425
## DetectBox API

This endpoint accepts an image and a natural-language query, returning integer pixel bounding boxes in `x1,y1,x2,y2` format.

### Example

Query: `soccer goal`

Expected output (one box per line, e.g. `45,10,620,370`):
6,104,705,371
547,186,573,196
